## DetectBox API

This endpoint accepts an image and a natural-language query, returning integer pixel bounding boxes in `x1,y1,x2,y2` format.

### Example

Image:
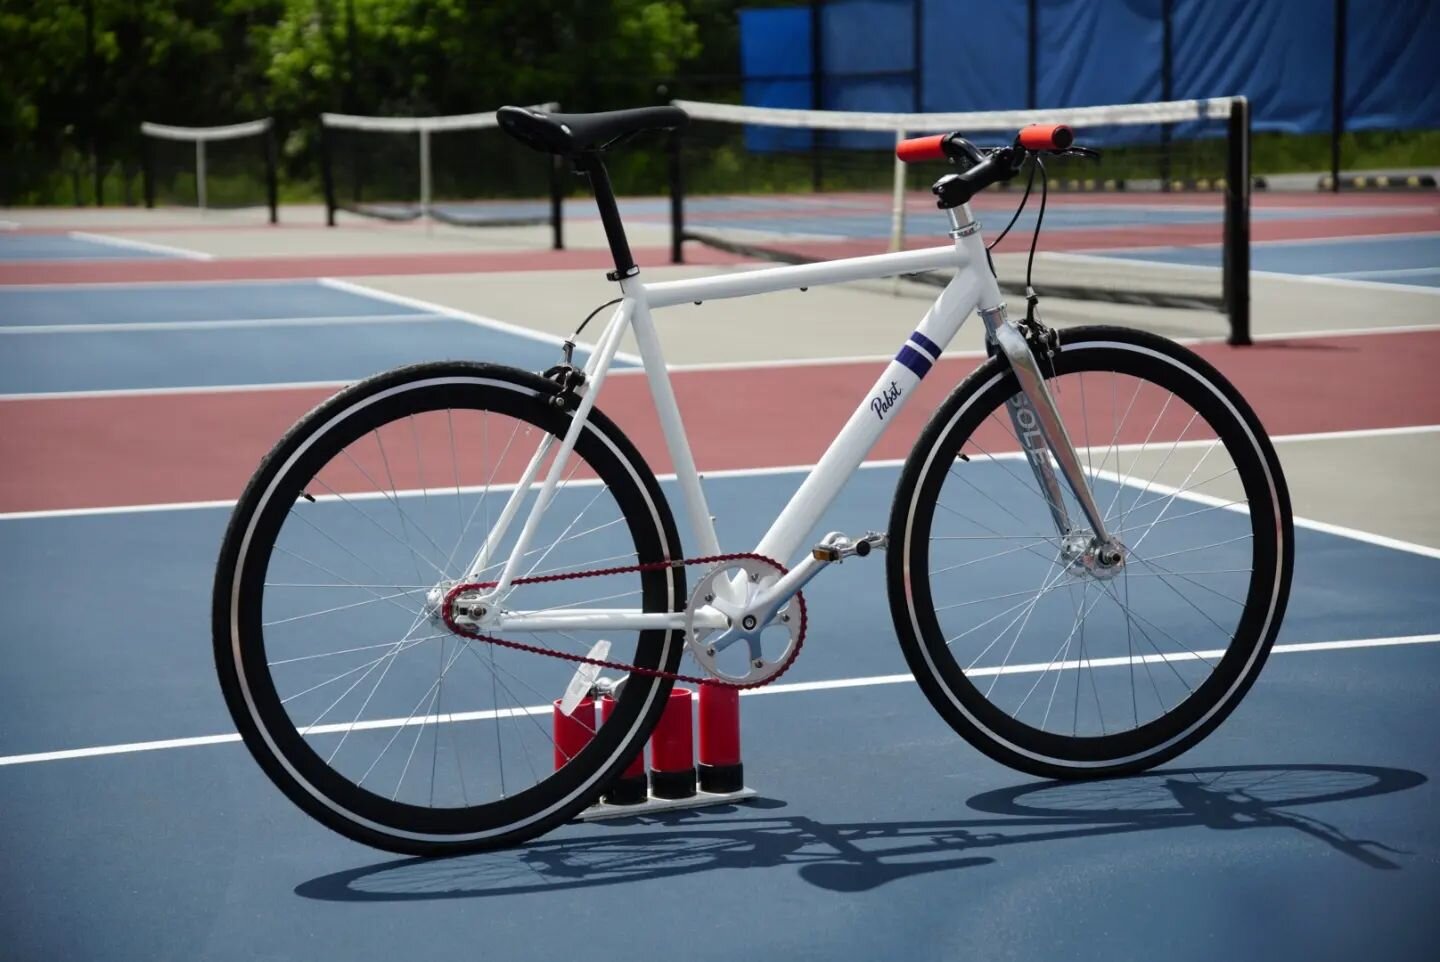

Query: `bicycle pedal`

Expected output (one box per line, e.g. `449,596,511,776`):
811,531,888,563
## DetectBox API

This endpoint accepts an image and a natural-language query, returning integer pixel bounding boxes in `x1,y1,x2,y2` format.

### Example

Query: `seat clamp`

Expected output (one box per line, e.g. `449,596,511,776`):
606,265,641,282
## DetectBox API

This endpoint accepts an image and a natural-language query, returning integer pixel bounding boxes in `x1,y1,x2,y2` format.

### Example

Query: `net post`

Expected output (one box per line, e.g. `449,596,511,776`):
668,128,685,264
264,121,279,224
320,119,337,228
549,154,565,250
195,140,207,213
141,130,155,209
888,129,907,254
418,127,433,232
1223,97,1251,346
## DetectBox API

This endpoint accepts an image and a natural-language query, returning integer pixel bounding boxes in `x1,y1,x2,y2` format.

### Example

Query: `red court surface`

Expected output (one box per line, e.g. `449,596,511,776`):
3,328,1436,514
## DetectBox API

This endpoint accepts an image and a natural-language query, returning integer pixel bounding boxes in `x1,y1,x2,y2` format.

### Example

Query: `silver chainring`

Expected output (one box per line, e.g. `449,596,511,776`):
683,557,801,686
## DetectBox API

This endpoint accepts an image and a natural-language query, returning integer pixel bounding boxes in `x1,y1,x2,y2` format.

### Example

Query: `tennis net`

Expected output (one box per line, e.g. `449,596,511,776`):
140,118,279,222
321,105,564,248
668,97,1252,343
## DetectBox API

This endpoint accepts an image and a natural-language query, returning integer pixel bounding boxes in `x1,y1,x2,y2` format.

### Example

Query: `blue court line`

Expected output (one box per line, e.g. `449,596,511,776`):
0,233,176,262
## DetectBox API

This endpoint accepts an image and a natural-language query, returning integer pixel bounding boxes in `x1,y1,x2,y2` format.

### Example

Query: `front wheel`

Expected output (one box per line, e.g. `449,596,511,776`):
887,327,1293,779
213,362,686,854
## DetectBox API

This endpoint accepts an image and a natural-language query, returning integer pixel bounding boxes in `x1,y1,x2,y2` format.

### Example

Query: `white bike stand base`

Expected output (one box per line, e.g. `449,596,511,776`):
577,786,758,821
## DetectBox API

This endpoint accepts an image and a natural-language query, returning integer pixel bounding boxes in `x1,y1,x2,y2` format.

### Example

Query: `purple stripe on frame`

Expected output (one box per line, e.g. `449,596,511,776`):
895,344,932,379
909,331,941,359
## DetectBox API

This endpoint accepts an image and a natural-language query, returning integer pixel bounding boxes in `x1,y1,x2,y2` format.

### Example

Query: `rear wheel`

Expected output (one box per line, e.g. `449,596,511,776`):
887,327,1293,778
213,362,685,854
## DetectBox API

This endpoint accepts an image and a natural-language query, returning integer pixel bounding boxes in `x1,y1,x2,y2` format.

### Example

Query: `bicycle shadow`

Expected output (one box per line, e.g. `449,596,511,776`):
294,763,1423,902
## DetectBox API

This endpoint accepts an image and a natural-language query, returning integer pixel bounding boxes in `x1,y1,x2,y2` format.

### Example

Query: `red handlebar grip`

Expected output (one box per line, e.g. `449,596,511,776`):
1018,124,1075,150
896,134,947,163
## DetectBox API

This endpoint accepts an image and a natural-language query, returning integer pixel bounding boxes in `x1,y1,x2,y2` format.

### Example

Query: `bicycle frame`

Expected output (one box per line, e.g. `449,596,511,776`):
463,203,1115,634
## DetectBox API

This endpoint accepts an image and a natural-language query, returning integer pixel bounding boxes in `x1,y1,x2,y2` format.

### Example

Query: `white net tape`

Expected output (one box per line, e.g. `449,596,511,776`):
321,103,560,134
140,118,272,142
672,97,1241,134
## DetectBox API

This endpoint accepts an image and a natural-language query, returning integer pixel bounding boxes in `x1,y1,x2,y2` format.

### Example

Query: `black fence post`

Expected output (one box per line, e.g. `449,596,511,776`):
810,0,824,191
264,123,280,224
1160,0,1174,191
912,0,924,112
1026,0,1038,109
1223,98,1252,346
141,132,155,209
1331,0,1347,192
668,129,684,264
320,121,337,227
549,154,565,251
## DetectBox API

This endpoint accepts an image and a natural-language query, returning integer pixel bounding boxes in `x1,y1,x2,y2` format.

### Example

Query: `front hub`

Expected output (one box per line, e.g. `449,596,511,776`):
1060,530,1127,582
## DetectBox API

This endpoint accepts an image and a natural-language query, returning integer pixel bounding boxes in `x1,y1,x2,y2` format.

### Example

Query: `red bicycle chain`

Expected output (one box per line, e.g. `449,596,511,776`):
440,552,808,690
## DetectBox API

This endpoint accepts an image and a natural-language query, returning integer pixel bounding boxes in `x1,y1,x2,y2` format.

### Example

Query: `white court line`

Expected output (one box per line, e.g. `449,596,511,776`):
1323,266,1440,280
2,320,1432,394
1254,228,1440,248
5,425,1440,564
318,277,646,367
0,312,449,336
607,323,1440,374
1089,461,1440,563
69,230,214,261
0,277,347,291
0,220,18,230
2,633,1435,769
1250,270,1440,296
2,425,1438,524
0,379,351,403
1052,241,1440,297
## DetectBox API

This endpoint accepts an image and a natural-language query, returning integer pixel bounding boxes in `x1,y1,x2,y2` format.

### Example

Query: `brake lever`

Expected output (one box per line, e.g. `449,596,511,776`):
1055,146,1102,160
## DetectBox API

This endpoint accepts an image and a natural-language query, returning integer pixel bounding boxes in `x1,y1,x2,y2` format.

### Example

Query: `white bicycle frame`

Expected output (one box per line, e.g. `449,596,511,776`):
462,202,1114,635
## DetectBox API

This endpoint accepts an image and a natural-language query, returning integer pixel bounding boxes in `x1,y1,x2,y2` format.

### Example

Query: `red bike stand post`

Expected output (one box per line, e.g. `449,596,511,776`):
698,683,745,793
552,695,596,770
649,687,698,798
600,693,648,805
578,683,756,822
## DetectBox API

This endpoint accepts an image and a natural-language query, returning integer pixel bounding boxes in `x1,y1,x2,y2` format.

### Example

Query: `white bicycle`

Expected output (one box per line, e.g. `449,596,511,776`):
214,105,1294,855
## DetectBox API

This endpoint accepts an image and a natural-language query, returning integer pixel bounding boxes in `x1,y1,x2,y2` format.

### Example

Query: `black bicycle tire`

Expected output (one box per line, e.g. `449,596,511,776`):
887,326,1294,779
213,361,685,854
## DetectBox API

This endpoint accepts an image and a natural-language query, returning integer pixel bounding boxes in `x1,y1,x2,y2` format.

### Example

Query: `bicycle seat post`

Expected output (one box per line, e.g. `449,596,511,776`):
574,153,637,282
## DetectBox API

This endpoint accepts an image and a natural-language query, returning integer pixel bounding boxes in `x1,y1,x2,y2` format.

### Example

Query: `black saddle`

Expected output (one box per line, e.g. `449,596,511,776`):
496,105,688,155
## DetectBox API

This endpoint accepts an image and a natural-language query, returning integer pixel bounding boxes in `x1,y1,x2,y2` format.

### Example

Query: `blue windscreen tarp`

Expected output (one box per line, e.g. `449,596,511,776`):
739,6,814,150
921,0,1027,113
740,0,1440,136
1344,0,1440,132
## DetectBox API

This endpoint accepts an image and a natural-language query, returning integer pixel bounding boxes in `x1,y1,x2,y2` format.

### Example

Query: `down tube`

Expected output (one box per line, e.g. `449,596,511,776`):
755,268,983,564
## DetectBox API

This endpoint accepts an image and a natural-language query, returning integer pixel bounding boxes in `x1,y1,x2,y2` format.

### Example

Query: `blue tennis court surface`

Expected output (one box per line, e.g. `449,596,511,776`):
0,231,177,261
1,463,1436,961
0,280,628,395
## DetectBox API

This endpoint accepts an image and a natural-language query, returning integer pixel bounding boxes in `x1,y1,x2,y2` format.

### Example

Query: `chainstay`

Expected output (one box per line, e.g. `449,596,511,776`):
440,553,807,690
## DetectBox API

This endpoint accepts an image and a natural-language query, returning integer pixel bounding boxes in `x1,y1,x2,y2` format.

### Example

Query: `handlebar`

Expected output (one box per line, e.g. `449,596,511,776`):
896,124,1077,164
1017,123,1074,151
894,124,1098,209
